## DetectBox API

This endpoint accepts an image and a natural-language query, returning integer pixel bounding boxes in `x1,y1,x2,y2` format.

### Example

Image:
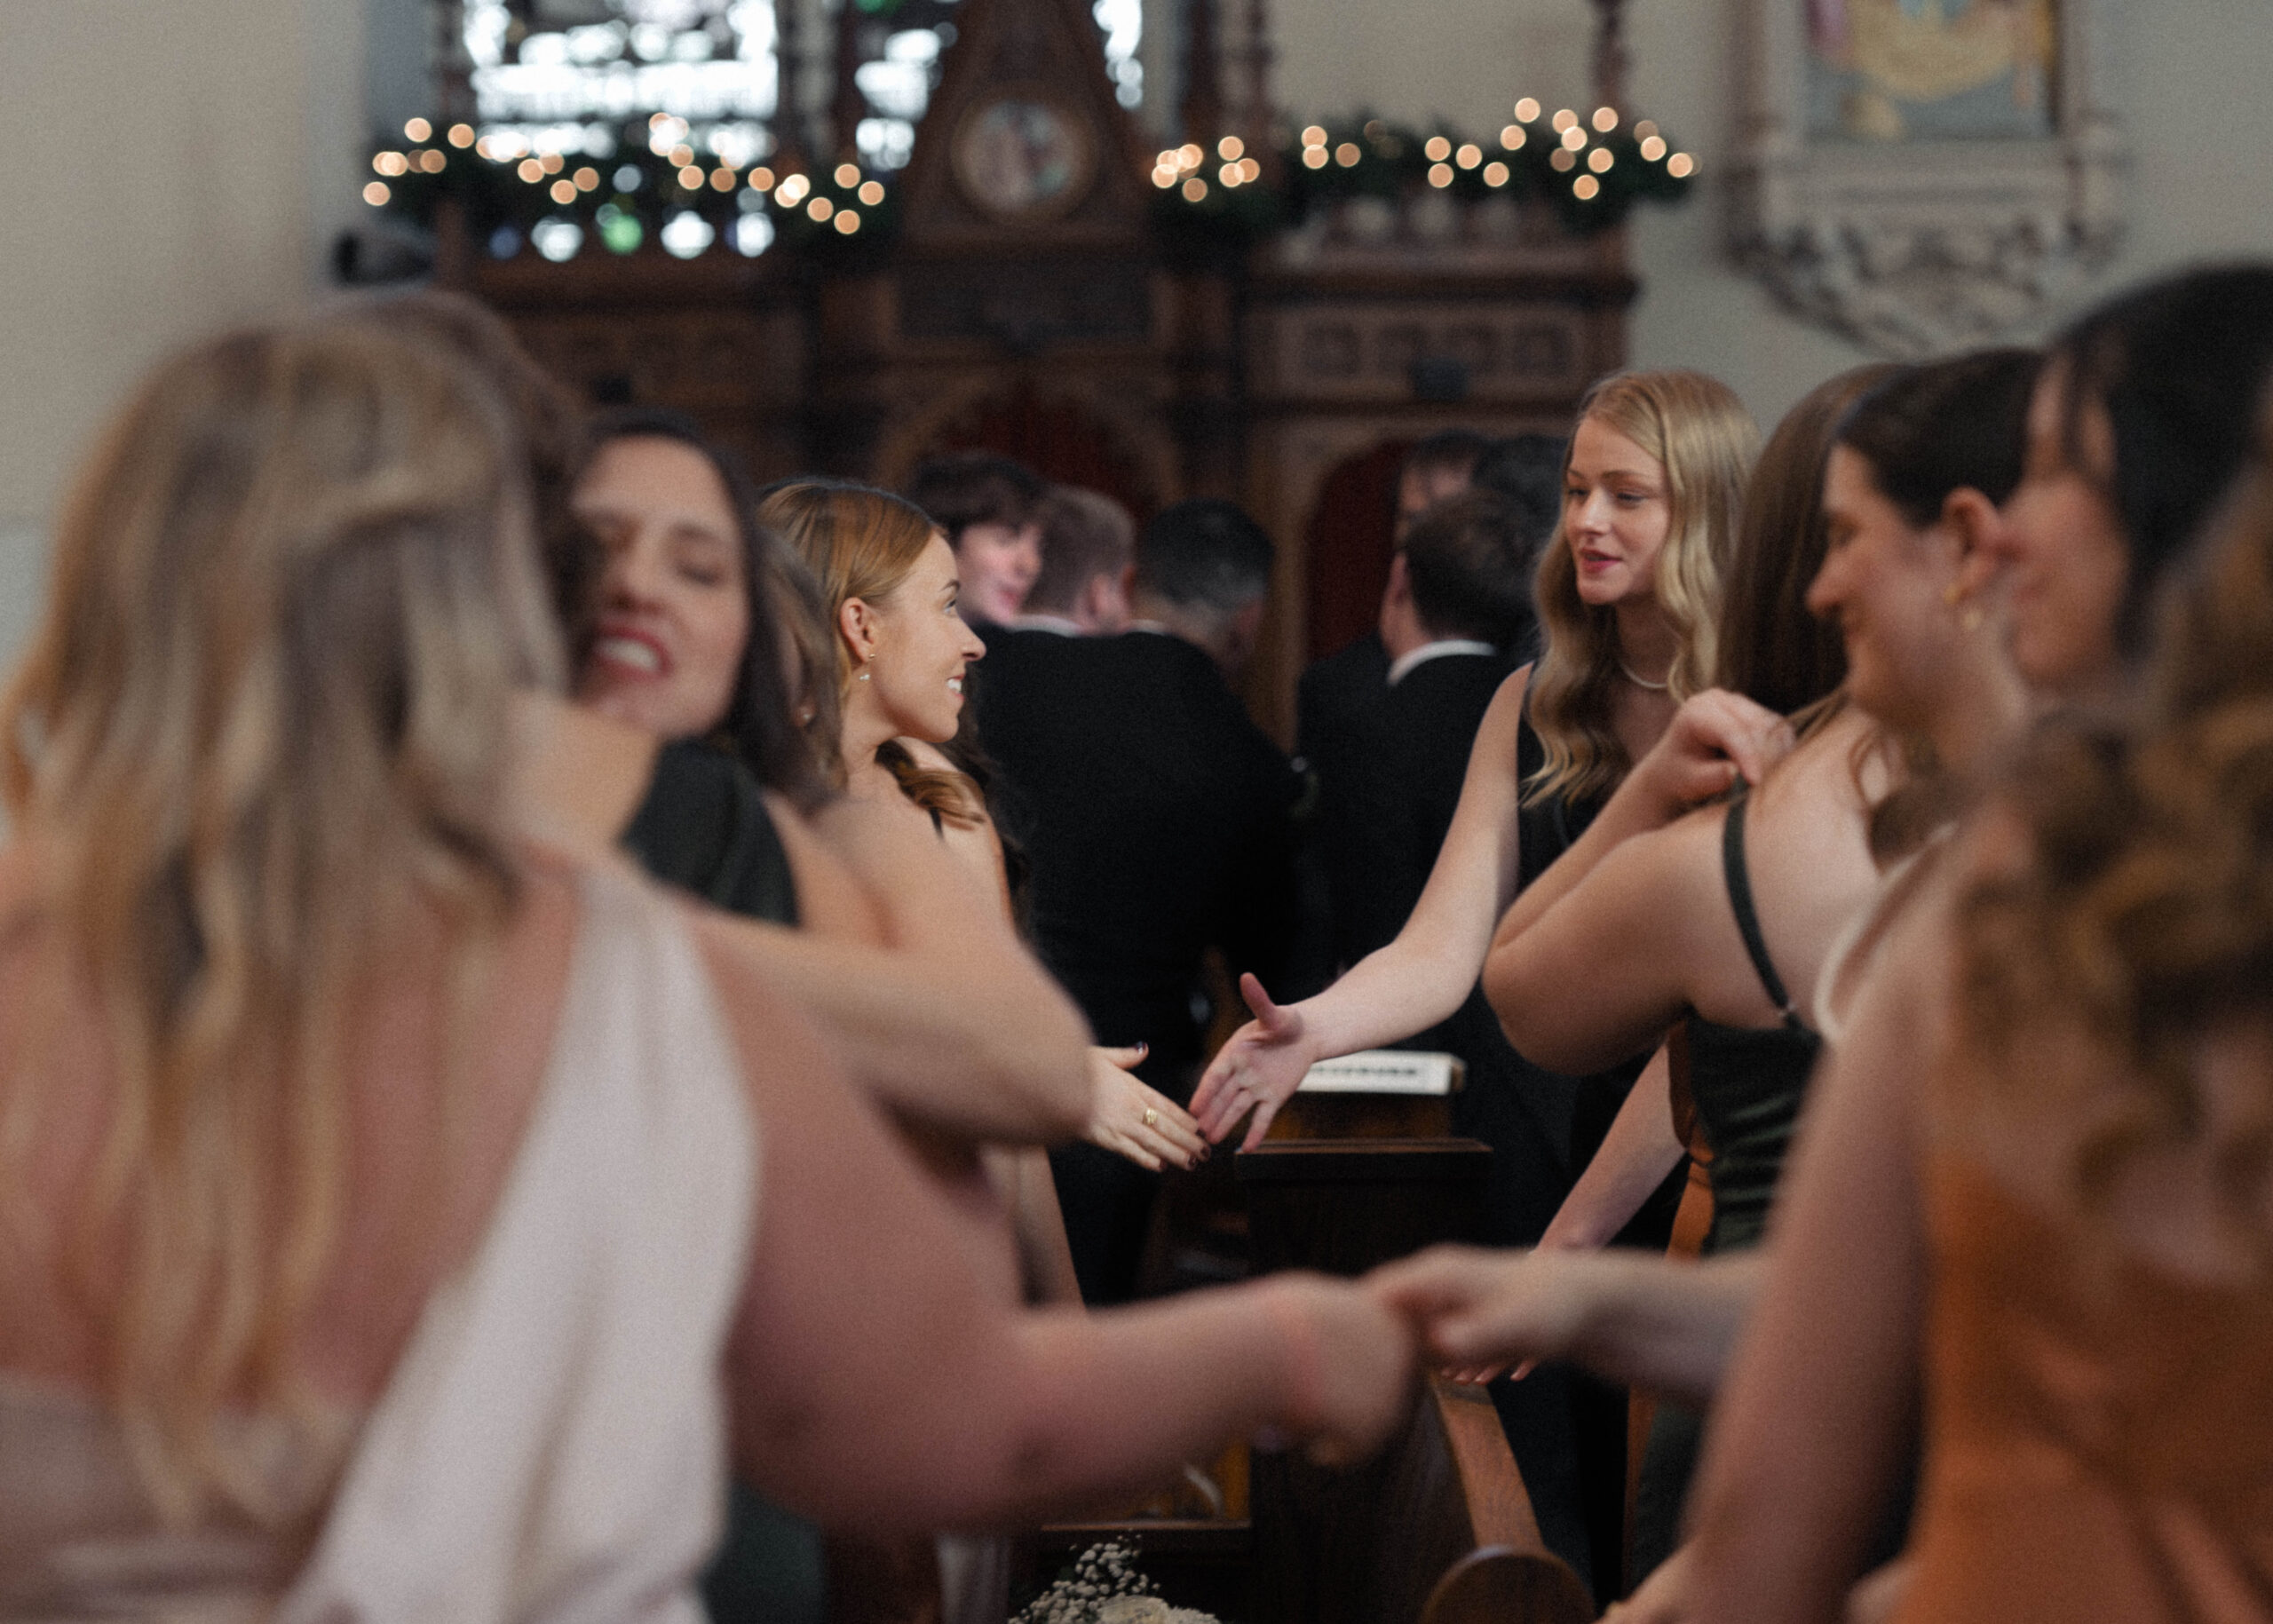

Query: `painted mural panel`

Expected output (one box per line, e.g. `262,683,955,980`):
1806,0,2056,141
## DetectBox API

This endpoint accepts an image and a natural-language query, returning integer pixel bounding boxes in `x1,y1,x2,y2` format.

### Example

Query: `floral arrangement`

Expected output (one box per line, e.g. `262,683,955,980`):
1010,1540,1222,1624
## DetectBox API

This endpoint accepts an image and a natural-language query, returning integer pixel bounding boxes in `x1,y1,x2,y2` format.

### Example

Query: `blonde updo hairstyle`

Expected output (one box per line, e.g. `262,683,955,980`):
0,318,561,1524
757,479,985,824
1526,368,1757,805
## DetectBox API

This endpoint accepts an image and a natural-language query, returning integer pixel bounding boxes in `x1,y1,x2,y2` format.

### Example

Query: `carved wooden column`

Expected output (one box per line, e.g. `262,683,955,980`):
1180,0,1223,146
830,0,863,162
1240,0,1274,170
1591,0,1630,112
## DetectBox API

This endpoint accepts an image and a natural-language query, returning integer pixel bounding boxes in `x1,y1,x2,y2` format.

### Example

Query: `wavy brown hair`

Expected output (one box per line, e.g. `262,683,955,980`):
758,479,986,826
0,319,560,1521
1526,369,1757,805
1954,398,2273,1252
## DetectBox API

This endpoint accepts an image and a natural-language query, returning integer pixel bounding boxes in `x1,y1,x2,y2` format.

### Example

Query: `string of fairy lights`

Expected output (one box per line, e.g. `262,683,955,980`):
360,97,1691,263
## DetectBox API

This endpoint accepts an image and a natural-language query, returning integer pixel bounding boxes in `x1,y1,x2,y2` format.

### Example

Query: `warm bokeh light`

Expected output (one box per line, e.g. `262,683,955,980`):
363,181,391,206
1552,107,1579,132
1573,174,1601,200
1218,135,1245,160
1483,161,1509,186
374,152,408,177
808,195,834,220
1220,162,1242,186
1515,98,1541,123
448,123,476,148
710,167,736,190
835,163,860,187
669,143,695,167
1456,143,1482,169
1179,143,1203,168
678,164,704,188
1334,142,1359,166
404,117,432,142
750,166,776,191
540,152,565,174
1588,147,1613,172
836,209,860,234
1182,176,1207,201
1501,125,1526,150
859,179,885,205
1562,125,1588,151
518,158,544,184
1641,135,1668,162
1550,148,1576,172
1424,135,1451,161
419,150,446,173
1428,162,1453,188
575,166,601,191
550,178,576,204
1239,156,1261,181
1302,125,1327,147
1303,147,1328,169
1635,121,1659,141
1592,107,1619,132
1668,152,1697,178
776,172,811,204
1153,167,1177,188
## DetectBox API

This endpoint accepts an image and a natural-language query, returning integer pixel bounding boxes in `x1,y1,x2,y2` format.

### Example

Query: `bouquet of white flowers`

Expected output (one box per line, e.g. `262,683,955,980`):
1010,1541,1223,1624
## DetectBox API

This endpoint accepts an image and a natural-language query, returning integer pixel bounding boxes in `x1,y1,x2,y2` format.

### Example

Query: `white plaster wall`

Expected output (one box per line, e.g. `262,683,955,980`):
1276,0,2273,427
0,0,365,669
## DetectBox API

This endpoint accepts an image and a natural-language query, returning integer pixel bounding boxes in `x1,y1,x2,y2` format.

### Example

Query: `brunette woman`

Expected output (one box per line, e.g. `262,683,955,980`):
1683,265,2273,1624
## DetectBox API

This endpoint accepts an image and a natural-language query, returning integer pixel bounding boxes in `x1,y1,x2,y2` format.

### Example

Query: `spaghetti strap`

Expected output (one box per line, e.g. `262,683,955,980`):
1723,792,1807,1032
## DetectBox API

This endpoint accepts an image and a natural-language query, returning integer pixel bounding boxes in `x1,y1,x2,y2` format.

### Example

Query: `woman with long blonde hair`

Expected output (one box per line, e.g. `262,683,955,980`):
1192,372,1754,1161
0,316,1423,1616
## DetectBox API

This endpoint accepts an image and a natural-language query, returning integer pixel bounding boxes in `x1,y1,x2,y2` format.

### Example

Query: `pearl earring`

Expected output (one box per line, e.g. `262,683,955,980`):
857,669,871,681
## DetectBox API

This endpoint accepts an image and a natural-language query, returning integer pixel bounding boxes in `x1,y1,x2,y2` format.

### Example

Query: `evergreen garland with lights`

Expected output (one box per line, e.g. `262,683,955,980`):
360,97,1691,267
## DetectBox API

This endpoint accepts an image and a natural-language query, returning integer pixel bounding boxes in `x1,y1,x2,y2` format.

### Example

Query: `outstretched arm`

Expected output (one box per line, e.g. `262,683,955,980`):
705,935,1418,1533
1193,668,1533,1148
1372,1244,1764,1408
1534,1043,1686,1252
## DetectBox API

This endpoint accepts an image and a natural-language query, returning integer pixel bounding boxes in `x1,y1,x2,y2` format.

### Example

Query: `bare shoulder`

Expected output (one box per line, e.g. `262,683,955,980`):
762,792,887,944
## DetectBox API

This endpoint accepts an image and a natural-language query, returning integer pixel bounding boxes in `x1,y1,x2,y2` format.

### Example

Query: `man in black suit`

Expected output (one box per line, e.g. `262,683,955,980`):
976,499,1306,1303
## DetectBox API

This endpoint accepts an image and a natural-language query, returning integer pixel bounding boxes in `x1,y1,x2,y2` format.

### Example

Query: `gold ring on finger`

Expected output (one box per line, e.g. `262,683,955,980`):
1144,1107,1159,1129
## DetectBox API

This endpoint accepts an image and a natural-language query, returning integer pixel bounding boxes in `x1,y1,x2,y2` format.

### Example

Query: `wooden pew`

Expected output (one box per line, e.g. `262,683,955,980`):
1238,1137,1594,1624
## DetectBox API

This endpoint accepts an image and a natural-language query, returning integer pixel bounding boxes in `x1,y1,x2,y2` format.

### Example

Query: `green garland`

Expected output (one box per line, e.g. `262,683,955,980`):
362,104,1691,268
361,115,898,265
1149,108,1695,257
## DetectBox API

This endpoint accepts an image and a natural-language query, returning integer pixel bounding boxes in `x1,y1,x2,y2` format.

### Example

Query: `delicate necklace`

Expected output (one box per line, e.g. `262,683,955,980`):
1617,660,1669,692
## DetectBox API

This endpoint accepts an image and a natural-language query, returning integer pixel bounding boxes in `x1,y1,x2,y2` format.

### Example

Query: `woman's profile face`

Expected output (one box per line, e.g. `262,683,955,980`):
572,436,751,741
1563,415,1673,610
1982,366,2128,693
854,533,986,745
1808,445,1972,735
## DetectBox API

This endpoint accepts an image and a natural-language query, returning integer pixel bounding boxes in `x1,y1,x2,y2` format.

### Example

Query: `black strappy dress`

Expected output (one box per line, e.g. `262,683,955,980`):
1627,790,1826,1581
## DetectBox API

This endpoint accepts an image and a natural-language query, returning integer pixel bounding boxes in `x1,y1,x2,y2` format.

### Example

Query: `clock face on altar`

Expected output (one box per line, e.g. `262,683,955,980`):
951,96,1097,221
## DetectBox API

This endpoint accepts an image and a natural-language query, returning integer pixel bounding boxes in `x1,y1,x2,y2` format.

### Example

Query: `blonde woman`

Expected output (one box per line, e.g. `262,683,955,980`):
1192,371,1757,1153
0,320,1414,1616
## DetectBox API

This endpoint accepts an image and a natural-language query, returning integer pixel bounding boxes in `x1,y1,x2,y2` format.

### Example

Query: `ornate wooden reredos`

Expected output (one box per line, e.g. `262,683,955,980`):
454,0,1638,737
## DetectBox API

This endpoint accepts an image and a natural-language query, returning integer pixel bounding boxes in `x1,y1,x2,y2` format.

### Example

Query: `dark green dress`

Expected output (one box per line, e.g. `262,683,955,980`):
619,739,822,1624
1627,790,1823,1581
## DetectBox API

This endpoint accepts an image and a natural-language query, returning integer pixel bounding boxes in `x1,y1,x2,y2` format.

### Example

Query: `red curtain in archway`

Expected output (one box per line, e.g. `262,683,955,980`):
1303,440,1410,661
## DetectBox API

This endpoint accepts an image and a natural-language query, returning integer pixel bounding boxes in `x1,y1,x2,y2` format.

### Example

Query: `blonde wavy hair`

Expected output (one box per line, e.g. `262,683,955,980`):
0,320,561,1522
758,479,985,825
1526,369,1757,805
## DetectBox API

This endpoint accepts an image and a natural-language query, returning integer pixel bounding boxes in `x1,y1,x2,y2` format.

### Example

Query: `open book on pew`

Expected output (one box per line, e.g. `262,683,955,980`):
1267,1050,1466,1140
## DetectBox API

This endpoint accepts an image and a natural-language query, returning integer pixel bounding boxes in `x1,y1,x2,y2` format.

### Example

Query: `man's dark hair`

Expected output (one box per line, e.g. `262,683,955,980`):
1400,490,1538,649
1469,434,1568,555
1136,499,1275,610
905,452,1045,545
1028,485,1135,613
1402,429,1496,487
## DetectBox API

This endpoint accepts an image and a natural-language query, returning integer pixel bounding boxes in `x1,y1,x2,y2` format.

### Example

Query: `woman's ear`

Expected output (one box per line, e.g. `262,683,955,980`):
838,596,878,667
1942,487,2003,602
